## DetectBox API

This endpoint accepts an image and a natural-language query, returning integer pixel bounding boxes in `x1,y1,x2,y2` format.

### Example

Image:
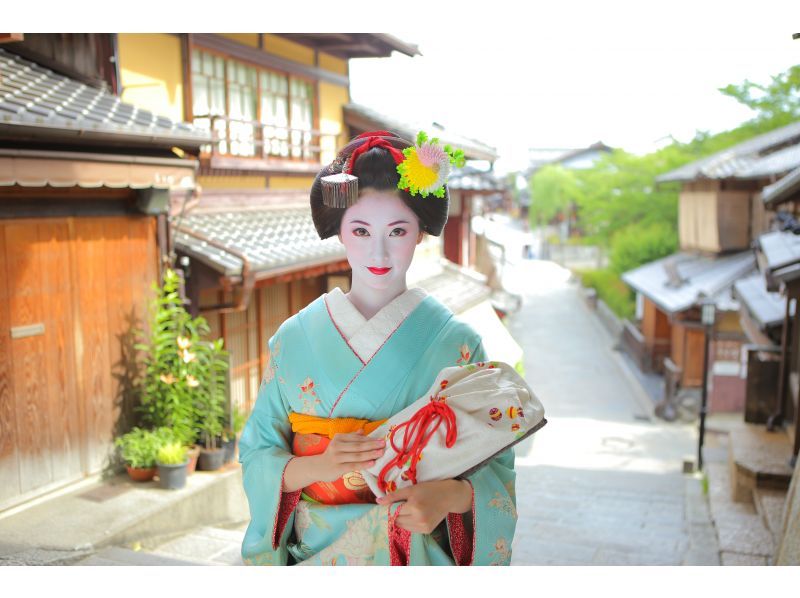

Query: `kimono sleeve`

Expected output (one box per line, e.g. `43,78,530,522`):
445,339,518,566
239,333,301,566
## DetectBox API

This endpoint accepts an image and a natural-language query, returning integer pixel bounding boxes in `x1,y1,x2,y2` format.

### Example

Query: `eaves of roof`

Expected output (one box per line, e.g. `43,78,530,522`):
732,272,790,330
656,120,800,184
0,48,210,151
342,103,498,162
172,204,345,279
762,166,800,206
621,250,756,315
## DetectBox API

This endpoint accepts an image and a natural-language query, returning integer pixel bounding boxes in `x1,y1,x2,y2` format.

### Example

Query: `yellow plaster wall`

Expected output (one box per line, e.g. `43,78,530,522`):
198,175,267,189
262,34,314,66
219,33,260,48
268,176,315,190
319,81,350,162
118,33,184,122
319,52,347,76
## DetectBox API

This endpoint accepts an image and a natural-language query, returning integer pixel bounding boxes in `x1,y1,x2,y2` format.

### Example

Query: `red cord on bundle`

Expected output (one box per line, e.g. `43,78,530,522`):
377,398,458,493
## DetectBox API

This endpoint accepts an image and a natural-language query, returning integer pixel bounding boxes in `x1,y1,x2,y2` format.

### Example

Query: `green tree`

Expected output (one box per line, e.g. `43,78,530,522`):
527,164,580,231
719,65,800,126
609,222,679,275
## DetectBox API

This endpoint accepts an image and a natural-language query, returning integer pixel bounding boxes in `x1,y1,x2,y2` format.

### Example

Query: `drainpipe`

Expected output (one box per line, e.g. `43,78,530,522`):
174,225,255,313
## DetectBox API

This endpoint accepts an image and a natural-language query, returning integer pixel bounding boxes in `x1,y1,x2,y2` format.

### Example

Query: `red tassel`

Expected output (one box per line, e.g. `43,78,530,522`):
378,398,457,493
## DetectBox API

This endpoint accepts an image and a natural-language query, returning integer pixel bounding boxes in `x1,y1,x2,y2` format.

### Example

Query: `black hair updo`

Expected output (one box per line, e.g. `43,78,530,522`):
310,131,450,240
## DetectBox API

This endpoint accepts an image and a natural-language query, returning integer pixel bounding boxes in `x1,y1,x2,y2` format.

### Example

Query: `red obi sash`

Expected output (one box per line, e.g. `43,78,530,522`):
289,413,386,505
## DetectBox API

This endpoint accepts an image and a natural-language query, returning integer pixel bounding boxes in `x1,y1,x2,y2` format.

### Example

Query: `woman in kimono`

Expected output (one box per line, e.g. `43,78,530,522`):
239,131,518,566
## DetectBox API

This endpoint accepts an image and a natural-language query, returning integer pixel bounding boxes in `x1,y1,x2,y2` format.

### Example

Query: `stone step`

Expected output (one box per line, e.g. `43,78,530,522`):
77,546,209,566
728,423,793,503
752,487,787,552
149,525,246,565
706,460,775,564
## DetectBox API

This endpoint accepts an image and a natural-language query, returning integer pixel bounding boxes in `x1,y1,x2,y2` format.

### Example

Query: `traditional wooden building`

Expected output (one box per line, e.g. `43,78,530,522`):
111,35,518,416
0,33,521,512
622,121,800,414
0,39,208,511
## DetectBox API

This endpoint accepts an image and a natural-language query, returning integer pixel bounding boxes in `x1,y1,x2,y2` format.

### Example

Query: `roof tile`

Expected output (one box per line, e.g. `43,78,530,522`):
0,47,209,147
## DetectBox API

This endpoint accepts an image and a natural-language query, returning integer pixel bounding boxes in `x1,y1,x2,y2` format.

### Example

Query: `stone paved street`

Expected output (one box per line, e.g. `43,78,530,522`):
503,259,719,565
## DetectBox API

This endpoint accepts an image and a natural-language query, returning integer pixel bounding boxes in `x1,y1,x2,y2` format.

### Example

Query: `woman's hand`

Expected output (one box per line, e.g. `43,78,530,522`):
316,430,386,482
283,431,385,492
376,479,473,534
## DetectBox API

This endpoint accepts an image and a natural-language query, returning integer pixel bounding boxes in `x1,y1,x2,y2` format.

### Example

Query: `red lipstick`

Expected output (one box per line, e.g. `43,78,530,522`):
367,267,391,276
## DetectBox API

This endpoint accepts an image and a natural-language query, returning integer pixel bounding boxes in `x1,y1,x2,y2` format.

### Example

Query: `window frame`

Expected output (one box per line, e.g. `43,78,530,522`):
188,44,320,163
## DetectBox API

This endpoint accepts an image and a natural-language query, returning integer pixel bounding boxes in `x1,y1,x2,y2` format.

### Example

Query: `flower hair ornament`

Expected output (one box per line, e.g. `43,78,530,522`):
320,130,466,208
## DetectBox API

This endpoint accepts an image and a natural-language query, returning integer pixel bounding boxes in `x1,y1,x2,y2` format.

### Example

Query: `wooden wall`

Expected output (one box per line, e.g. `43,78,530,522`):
671,321,706,387
0,216,157,510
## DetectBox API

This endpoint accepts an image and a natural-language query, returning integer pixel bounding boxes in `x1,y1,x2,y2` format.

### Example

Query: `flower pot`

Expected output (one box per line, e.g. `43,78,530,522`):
186,445,201,474
157,460,189,490
198,447,225,471
221,437,238,464
125,464,156,482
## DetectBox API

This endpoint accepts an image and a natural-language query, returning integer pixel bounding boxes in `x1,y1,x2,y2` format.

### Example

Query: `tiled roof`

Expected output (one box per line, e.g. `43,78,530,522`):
0,48,210,148
412,261,491,314
621,250,757,314
758,229,800,272
733,272,790,330
343,103,498,162
762,166,800,206
173,206,345,278
656,120,800,183
448,166,506,192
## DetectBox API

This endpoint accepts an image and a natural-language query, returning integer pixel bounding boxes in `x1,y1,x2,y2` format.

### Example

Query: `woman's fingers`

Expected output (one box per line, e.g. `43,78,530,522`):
335,438,385,453
333,448,383,464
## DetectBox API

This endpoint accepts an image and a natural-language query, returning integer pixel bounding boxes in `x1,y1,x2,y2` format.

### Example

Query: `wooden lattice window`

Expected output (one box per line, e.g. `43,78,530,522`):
191,49,227,153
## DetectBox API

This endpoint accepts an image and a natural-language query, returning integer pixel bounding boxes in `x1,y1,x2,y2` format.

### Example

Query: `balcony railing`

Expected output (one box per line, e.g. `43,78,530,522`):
194,114,338,167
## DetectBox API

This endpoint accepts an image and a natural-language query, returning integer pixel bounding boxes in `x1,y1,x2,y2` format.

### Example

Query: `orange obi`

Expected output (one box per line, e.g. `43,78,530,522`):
288,412,386,505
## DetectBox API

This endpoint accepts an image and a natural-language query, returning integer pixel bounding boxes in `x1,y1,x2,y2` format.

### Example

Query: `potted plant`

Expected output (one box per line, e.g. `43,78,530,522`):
134,268,228,474
222,405,246,464
156,441,189,490
115,427,160,482
194,336,229,471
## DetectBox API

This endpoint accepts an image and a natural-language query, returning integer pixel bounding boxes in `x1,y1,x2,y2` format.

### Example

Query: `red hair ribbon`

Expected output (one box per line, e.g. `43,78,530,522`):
346,132,406,173
377,398,458,493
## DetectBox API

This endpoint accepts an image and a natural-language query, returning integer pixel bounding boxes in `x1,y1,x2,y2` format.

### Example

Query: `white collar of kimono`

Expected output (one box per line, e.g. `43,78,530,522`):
325,286,428,363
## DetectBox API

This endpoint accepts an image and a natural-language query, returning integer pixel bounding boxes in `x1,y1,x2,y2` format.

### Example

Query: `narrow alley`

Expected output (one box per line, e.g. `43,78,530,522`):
505,259,718,565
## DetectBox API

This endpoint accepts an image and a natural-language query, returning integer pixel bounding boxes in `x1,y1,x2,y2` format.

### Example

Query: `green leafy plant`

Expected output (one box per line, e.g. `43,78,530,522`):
223,404,247,442
115,427,160,469
193,336,229,450
135,268,229,450
157,441,188,466
574,267,636,320
115,426,178,469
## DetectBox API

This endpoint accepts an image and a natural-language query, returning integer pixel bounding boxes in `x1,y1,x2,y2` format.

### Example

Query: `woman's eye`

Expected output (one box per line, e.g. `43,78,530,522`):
353,228,369,237
389,228,407,237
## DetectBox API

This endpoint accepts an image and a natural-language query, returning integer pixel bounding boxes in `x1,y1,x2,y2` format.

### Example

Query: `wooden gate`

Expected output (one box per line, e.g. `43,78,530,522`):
0,216,158,511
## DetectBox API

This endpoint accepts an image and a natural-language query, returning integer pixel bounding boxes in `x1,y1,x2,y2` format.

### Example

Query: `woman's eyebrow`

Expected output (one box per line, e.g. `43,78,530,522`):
387,220,409,226
349,219,371,225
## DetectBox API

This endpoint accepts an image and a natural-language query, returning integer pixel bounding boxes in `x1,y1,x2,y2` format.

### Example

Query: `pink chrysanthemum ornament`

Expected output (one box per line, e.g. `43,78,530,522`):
397,131,466,198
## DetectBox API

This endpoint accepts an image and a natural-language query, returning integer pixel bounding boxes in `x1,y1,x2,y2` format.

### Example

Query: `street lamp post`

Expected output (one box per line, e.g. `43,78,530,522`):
697,299,716,471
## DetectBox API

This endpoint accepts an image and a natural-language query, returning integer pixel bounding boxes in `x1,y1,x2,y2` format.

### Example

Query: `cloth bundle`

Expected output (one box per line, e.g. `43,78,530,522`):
361,360,546,498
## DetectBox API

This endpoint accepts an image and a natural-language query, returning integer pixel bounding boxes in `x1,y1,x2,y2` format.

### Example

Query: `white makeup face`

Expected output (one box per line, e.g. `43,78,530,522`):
337,188,423,293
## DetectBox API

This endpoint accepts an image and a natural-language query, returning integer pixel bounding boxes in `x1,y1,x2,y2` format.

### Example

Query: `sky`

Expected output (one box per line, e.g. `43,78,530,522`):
9,0,800,175
346,2,800,174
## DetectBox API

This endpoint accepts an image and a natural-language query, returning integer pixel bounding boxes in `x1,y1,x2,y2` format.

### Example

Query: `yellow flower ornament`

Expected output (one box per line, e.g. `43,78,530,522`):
397,131,466,198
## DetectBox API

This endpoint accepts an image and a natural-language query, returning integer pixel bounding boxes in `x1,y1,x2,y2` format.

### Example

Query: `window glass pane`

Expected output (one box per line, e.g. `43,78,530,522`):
192,74,209,116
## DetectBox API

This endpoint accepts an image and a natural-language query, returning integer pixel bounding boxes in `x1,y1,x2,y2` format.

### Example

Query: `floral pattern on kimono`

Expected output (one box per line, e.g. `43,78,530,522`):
239,290,518,566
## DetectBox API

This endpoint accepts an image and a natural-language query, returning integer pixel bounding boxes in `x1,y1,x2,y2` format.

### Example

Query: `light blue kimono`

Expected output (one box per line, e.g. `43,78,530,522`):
239,292,517,565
